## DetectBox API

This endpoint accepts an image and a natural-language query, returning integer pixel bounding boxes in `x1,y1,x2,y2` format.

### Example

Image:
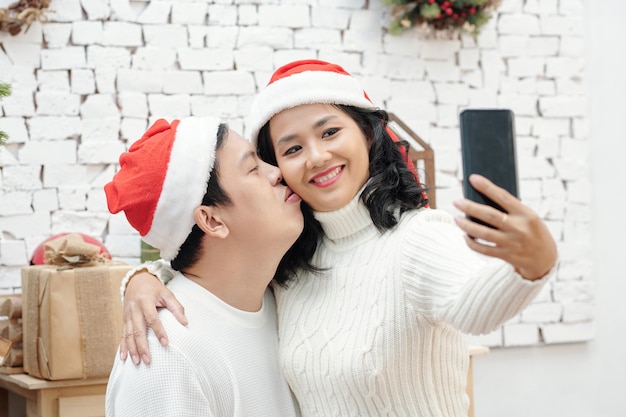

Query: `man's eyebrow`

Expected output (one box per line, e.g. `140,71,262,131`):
276,115,339,146
239,149,256,167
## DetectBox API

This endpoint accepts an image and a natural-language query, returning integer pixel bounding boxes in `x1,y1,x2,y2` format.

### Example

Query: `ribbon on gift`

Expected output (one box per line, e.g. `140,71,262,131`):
42,233,106,268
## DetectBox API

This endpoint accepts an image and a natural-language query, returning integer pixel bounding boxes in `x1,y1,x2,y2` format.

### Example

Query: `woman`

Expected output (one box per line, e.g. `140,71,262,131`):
121,60,557,416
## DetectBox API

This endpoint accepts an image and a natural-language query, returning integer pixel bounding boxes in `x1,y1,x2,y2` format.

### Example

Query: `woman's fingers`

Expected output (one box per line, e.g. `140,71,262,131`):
119,326,129,361
467,174,523,216
121,272,182,365
454,175,558,280
121,314,141,364
159,291,188,327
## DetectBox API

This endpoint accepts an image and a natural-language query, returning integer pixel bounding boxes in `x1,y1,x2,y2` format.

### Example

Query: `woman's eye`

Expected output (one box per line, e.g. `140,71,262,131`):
283,145,302,156
322,128,339,138
249,165,259,173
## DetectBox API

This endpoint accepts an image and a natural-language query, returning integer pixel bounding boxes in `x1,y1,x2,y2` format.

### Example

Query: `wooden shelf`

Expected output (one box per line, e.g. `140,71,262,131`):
0,373,107,417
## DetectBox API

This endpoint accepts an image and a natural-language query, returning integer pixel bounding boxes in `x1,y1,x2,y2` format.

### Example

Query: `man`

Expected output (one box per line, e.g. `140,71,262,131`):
104,116,303,416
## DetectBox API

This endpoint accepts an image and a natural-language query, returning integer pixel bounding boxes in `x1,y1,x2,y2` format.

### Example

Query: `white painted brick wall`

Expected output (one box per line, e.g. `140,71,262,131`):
148,94,191,119
0,118,28,143
28,116,81,141
143,24,188,47
203,71,256,95
178,48,234,71
132,47,177,70
36,92,80,116
19,141,77,164
258,5,310,27
162,71,203,94
137,1,171,24
0,240,28,266
0,0,591,346
43,24,72,48
49,0,84,22
87,45,132,69
2,90,35,116
2,42,41,67
2,165,42,190
120,118,148,142
503,323,541,346
37,70,69,91
237,27,293,48
205,27,239,49
541,322,594,344
172,2,208,25
0,212,50,239
41,47,86,70
498,14,541,35
0,191,32,216
71,69,96,94
117,69,163,93
119,93,148,118
33,189,58,212
72,21,103,45
81,0,110,20
58,187,88,210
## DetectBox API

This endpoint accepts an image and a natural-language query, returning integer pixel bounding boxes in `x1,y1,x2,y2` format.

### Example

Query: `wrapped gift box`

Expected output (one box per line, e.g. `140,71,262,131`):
22,263,129,380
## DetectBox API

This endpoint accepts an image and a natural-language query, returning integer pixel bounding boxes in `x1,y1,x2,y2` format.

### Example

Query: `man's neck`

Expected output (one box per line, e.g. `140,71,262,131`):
181,253,280,312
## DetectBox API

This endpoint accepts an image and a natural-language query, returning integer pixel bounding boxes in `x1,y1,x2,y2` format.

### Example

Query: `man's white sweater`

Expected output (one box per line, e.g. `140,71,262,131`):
107,274,298,417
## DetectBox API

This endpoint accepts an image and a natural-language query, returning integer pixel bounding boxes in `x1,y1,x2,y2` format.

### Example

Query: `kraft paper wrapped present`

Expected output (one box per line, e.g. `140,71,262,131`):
21,234,129,380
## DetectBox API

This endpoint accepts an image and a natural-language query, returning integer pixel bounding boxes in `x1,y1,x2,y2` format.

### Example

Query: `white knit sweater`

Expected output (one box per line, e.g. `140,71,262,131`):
107,274,298,417
130,195,553,417
272,196,552,417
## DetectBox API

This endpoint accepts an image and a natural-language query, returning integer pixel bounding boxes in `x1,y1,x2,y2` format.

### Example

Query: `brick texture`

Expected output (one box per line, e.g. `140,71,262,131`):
0,0,591,345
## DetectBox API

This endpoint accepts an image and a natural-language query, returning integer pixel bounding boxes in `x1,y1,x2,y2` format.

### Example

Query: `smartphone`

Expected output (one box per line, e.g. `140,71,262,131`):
459,108,518,228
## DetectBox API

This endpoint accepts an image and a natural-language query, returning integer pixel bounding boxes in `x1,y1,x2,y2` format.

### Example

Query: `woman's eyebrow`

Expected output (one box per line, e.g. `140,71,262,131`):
276,115,339,146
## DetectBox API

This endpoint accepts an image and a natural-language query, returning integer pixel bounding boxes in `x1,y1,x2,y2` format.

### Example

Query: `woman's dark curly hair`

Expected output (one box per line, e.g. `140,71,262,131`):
257,105,429,286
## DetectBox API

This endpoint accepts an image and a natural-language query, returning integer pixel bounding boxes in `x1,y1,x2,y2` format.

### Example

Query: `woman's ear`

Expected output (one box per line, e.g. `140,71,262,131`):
194,206,229,239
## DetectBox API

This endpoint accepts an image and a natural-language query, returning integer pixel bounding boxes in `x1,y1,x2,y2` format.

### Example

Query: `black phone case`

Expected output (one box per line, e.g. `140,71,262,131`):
460,108,518,228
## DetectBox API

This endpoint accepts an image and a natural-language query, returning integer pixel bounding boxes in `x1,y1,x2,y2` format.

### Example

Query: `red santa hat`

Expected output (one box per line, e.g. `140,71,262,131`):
104,116,220,261
248,59,418,176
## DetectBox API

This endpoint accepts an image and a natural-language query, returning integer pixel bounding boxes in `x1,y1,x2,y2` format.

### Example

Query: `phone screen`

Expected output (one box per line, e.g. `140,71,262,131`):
460,108,518,227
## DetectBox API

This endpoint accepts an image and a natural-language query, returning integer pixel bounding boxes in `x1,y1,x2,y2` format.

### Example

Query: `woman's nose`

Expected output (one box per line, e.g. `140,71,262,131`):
306,142,331,168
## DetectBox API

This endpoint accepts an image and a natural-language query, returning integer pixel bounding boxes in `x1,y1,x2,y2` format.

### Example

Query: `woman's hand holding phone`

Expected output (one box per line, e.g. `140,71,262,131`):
453,174,557,281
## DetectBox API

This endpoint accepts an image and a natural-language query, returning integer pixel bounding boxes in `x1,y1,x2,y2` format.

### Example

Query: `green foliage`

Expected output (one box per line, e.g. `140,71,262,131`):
0,83,10,97
387,19,409,36
382,0,413,4
0,82,11,146
420,3,441,19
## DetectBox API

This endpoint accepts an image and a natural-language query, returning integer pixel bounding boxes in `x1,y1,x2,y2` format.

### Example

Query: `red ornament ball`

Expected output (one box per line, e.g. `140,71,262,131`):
30,233,111,265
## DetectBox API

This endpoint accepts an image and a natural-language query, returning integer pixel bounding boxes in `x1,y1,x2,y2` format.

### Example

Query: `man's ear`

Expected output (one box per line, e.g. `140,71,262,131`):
194,206,229,239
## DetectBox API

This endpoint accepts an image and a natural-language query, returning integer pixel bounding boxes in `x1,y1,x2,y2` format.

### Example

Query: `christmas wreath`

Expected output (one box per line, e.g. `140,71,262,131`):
0,0,51,36
383,0,501,36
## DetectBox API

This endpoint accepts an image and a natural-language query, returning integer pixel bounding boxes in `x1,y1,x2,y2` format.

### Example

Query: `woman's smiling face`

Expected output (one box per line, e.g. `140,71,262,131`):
269,104,371,212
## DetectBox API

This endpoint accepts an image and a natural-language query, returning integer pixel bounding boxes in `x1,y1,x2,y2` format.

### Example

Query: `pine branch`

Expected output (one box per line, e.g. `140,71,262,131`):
0,82,10,98
0,82,11,145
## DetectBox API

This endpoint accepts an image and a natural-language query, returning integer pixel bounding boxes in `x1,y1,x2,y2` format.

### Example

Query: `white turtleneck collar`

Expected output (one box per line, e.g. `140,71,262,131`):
312,185,376,243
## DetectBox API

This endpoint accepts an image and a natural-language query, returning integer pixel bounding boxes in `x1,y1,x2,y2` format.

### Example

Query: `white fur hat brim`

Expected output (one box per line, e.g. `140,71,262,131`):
248,69,374,144
143,117,219,261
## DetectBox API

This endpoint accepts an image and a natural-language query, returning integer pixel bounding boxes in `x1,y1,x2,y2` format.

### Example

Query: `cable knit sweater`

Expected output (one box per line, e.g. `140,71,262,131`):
272,195,552,417
128,194,553,417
